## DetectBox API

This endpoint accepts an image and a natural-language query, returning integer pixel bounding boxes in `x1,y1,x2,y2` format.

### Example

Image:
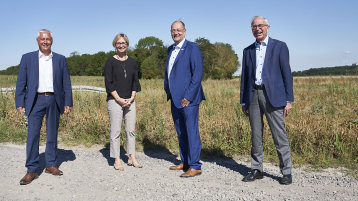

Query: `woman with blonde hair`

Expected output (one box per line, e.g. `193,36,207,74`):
104,33,142,170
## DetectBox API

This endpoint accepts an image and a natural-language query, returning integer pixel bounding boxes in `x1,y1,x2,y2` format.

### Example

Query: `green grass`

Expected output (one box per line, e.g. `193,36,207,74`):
1,75,357,177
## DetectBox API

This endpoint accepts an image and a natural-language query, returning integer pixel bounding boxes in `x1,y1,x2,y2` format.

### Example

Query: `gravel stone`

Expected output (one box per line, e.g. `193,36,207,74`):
0,143,357,201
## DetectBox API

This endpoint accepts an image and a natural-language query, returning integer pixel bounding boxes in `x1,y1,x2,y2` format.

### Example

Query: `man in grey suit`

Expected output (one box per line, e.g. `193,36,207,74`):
240,16,294,185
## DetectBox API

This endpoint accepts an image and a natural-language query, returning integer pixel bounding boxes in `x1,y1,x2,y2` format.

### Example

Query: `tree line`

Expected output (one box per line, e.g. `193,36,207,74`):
0,36,240,80
292,65,358,76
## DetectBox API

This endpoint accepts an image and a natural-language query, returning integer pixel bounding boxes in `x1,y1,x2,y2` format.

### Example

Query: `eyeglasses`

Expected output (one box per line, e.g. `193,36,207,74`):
115,42,127,46
251,24,268,29
171,29,185,33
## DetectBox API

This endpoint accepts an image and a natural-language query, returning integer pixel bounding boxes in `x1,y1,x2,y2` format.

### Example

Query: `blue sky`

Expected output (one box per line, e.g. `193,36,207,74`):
0,0,357,72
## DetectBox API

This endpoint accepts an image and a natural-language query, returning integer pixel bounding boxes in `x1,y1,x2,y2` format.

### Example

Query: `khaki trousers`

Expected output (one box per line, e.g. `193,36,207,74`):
107,99,136,158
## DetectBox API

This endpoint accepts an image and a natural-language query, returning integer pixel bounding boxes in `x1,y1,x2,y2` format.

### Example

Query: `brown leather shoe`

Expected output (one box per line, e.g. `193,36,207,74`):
45,167,63,176
169,163,189,171
180,168,202,177
20,172,39,185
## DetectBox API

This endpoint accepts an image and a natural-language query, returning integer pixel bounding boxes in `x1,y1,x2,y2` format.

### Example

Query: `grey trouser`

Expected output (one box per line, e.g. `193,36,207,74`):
107,99,136,158
248,89,292,175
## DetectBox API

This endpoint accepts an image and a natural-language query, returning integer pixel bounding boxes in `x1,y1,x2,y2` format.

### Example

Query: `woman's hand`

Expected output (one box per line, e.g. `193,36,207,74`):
123,96,134,107
116,98,129,107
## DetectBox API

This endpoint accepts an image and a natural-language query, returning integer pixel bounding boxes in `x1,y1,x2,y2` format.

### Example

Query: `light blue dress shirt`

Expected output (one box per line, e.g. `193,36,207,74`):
255,36,269,86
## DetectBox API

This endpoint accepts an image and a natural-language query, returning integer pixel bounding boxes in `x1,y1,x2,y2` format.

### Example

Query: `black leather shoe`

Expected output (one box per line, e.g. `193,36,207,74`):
279,174,292,185
242,169,264,182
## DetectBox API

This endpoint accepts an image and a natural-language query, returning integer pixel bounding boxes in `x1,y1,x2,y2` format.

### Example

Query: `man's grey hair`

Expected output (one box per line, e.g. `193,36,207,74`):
37,29,52,39
251,16,270,26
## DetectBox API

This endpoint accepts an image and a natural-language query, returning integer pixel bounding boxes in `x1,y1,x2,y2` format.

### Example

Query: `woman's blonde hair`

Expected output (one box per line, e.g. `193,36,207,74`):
112,33,129,48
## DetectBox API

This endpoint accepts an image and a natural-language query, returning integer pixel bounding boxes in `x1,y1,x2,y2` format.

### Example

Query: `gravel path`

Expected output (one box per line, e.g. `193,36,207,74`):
0,143,357,201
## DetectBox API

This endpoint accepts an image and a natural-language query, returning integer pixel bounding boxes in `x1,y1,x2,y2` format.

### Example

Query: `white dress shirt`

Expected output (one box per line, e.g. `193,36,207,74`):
255,36,269,86
168,38,185,79
37,51,54,92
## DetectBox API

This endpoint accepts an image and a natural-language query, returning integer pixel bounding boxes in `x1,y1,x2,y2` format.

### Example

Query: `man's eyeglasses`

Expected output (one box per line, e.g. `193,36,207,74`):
251,24,268,29
171,29,185,33
115,42,127,46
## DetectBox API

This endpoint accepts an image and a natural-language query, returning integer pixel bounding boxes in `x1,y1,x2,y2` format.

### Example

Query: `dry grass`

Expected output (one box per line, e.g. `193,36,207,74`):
1,76,357,173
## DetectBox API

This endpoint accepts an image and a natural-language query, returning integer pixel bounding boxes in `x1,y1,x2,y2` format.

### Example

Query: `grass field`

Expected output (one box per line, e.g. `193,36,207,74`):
1,75,357,175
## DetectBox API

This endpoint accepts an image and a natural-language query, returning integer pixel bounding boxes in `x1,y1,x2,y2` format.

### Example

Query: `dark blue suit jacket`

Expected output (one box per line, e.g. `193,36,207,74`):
240,37,294,109
164,40,205,108
15,50,73,116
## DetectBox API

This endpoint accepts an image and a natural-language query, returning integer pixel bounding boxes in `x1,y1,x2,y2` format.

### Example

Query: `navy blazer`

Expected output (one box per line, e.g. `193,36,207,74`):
15,50,73,116
164,40,205,108
240,37,294,109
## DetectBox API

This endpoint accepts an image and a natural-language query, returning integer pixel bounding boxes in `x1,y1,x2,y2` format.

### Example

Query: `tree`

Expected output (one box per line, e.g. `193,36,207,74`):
0,36,244,78
0,65,19,75
136,36,164,49
133,36,167,78
141,54,162,79
195,38,239,79
213,43,239,79
195,37,216,79
67,54,90,75
69,51,80,57
85,51,107,76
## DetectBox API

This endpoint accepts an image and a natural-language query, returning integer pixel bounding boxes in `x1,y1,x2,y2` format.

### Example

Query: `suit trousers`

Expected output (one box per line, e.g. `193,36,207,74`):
26,94,60,173
248,89,292,175
107,99,136,158
171,102,202,170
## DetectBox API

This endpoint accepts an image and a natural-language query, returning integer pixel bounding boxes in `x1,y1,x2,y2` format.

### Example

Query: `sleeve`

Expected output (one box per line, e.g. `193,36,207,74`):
240,49,246,105
104,58,116,94
62,57,73,106
164,46,171,99
184,44,203,101
15,54,27,108
279,42,294,102
132,60,141,92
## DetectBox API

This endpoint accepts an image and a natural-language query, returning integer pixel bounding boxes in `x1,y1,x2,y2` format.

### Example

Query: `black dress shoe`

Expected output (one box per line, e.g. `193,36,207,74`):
242,169,264,182
279,174,292,185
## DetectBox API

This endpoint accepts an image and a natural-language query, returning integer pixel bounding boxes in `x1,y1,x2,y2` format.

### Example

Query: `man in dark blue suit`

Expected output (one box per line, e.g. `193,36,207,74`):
164,21,205,177
240,16,294,185
15,29,73,185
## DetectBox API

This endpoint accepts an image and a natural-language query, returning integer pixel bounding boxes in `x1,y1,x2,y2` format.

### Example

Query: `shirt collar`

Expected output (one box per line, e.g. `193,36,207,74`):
174,38,186,49
38,51,53,59
255,36,269,47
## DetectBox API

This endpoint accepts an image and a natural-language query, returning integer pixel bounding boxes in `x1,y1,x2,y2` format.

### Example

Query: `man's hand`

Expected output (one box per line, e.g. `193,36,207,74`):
284,102,292,117
64,106,72,114
181,98,190,107
242,106,249,116
17,107,25,116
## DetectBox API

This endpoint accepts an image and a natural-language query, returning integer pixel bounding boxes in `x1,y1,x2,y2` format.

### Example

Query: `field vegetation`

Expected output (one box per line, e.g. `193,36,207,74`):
0,75,357,176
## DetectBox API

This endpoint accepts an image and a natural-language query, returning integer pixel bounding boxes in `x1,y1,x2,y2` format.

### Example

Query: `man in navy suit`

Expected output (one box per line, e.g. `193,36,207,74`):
240,16,294,185
164,21,205,177
15,29,73,185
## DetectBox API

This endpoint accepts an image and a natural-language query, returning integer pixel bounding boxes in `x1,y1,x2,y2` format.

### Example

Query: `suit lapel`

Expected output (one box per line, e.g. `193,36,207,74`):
166,45,174,72
249,43,256,74
263,37,274,67
34,51,39,87
52,53,57,84
172,40,188,67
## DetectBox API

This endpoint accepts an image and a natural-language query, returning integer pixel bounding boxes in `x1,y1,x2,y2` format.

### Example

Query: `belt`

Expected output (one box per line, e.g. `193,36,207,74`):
254,85,265,90
37,92,54,96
